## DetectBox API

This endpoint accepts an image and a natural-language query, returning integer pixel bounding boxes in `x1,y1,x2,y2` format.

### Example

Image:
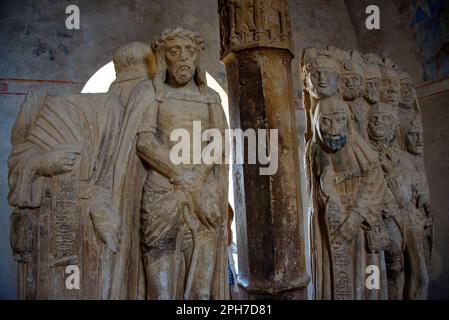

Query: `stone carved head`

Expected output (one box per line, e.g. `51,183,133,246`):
367,102,398,143
314,95,351,152
151,26,207,94
399,71,416,107
301,48,340,100
380,59,401,107
403,118,424,156
363,60,382,105
338,58,365,101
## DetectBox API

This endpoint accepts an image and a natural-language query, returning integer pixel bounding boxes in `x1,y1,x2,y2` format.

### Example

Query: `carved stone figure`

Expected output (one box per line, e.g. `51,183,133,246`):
300,47,340,142
111,27,229,300
401,117,433,281
398,71,422,144
109,41,152,107
8,90,123,299
307,95,388,300
380,59,401,109
338,50,370,141
367,103,430,299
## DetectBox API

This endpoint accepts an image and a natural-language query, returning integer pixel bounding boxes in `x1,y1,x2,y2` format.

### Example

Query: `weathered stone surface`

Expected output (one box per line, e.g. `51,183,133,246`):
301,46,433,300
220,0,309,299
8,29,229,300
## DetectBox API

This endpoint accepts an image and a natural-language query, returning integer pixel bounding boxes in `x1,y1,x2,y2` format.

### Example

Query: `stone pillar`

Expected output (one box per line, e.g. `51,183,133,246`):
219,0,309,299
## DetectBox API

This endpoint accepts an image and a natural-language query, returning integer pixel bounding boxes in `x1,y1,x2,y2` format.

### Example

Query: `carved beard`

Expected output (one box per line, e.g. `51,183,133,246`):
342,87,362,101
364,91,380,105
171,65,194,85
322,134,347,152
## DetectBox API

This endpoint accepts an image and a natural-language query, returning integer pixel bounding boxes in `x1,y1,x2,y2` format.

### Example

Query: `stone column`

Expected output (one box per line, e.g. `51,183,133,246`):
219,0,309,299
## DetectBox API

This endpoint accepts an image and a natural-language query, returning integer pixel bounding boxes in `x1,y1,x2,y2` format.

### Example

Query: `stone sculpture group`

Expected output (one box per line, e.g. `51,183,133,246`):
301,47,431,300
9,27,229,300
8,22,431,299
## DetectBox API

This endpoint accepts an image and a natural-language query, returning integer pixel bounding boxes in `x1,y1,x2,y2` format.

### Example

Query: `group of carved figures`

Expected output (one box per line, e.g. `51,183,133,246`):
9,27,229,300
8,26,431,300
300,47,432,299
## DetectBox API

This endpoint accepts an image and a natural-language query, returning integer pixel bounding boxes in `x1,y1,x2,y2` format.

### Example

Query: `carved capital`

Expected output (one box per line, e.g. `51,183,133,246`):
219,0,293,59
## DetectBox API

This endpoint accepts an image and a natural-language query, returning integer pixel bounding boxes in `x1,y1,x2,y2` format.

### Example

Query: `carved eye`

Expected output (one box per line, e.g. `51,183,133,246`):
336,116,346,124
381,115,391,122
168,48,179,56
187,47,196,56
321,118,330,127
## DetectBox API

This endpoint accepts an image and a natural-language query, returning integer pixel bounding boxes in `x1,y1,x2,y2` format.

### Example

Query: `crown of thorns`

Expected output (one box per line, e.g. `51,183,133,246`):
151,26,205,53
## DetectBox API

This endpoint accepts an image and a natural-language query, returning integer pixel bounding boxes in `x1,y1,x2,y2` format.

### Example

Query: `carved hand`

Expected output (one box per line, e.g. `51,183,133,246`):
331,211,363,245
36,144,82,177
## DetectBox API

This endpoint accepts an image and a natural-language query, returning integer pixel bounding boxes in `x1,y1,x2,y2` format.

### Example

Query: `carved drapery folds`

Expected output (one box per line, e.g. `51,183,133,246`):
301,47,432,300
8,32,230,300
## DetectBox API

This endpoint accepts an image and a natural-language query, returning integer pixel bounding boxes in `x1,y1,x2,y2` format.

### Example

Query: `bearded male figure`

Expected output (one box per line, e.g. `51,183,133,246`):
307,95,389,300
362,54,384,110
111,27,229,300
367,105,430,299
337,51,370,142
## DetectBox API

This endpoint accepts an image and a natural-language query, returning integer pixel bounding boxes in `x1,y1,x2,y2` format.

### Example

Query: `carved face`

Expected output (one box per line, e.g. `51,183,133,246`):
400,78,414,107
381,73,401,107
368,112,395,140
405,128,424,155
164,37,198,86
364,78,382,105
306,69,338,99
318,112,348,151
339,73,364,101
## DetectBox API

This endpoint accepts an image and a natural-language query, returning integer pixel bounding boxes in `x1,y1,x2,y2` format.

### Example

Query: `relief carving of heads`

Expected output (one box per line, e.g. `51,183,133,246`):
367,102,398,143
314,95,351,152
151,26,207,93
301,48,340,100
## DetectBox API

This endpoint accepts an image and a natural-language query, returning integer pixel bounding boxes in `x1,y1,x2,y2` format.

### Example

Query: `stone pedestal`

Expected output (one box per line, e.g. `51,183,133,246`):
219,0,309,299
